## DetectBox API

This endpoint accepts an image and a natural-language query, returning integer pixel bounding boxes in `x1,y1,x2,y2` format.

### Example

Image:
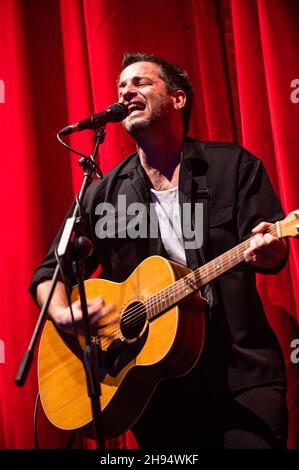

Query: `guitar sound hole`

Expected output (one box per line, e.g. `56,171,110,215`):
120,301,147,340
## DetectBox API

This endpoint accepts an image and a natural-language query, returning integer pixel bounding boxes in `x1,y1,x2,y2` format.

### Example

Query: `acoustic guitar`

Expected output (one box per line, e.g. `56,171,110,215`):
38,210,299,438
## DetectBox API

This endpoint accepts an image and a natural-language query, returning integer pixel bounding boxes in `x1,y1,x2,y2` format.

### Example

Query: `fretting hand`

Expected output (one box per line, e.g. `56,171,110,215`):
244,221,289,269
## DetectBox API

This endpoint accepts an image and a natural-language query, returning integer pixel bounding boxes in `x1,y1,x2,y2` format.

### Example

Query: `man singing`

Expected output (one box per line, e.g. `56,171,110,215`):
30,53,289,448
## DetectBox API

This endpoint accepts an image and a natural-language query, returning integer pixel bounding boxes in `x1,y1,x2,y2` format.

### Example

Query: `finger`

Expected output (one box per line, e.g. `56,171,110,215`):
253,233,267,248
245,241,282,266
91,303,118,327
63,301,84,323
244,246,254,262
74,296,104,309
57,312,83,333
75,297,105,315
244,237,260,262
86,296,104,307
244,248,257,263
89,302,117,323
253,235,279,255
247,236,259,252
263,233,277,245
97,313,120,339
72,299,82,310
87,301,107,316
251,221,272,234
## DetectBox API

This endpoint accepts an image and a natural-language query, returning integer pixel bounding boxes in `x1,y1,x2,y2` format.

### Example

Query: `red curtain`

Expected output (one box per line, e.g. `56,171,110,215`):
0,0,299,449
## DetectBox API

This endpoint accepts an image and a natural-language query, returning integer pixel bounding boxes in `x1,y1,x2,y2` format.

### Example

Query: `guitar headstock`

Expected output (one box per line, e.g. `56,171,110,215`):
278,210,299,238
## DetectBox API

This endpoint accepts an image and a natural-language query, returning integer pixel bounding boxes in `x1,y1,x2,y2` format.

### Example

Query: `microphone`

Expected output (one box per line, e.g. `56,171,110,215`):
59,103,128,135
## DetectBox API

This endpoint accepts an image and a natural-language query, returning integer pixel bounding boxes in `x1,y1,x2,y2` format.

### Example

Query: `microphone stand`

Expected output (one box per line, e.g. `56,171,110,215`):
15,127,106,450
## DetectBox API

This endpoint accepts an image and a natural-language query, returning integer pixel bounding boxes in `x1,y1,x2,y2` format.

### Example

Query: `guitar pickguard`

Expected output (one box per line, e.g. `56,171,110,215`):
99,325,149,379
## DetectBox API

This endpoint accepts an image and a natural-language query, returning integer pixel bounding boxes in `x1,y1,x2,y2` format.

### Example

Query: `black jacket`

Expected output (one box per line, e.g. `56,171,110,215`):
30,138,286,393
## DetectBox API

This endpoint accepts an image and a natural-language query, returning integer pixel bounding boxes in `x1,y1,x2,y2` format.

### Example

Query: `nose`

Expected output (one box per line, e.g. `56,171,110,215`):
119,83,138,104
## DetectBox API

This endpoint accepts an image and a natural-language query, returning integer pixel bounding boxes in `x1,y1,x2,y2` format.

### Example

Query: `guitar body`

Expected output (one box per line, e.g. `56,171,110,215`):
38,256,206,438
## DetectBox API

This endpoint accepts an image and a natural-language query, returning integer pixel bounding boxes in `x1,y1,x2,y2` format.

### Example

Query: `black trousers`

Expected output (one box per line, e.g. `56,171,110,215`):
132,382,288,449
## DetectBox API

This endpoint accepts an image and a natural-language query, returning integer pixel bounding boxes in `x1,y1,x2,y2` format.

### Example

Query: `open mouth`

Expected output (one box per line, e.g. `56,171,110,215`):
128,101,146,116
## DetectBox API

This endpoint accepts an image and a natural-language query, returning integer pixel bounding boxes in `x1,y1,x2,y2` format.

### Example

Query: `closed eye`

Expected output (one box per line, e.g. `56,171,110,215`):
118,76,154,92
137,81,152,86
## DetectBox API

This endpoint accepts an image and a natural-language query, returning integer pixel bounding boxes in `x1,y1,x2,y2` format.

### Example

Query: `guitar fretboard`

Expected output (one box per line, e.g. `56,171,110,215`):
145,222,280,319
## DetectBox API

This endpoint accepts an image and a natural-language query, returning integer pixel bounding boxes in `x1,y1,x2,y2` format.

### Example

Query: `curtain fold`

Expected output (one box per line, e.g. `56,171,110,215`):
0,0,298,449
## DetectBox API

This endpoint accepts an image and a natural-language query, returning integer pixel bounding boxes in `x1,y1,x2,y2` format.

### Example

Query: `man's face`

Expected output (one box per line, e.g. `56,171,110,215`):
117,61,175,135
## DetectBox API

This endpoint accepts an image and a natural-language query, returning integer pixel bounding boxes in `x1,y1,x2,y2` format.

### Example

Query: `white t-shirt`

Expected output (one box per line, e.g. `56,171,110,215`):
150,186,187,266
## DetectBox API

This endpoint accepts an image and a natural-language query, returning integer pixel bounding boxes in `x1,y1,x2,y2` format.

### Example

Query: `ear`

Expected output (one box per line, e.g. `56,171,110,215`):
171,89,186,110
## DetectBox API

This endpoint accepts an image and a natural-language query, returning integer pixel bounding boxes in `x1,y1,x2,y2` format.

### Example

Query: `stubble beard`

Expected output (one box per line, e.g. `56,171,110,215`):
123,115,151,137
123,101,172,139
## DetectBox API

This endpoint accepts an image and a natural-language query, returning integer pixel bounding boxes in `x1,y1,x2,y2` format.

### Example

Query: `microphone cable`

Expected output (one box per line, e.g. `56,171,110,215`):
33,390,81,449
33,391,40,449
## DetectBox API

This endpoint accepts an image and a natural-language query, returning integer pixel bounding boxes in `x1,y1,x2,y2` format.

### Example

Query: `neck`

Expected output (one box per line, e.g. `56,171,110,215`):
136,129,183,179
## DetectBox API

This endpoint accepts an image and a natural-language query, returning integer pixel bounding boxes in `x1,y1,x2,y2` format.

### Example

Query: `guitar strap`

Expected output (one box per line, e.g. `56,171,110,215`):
190,144,218,311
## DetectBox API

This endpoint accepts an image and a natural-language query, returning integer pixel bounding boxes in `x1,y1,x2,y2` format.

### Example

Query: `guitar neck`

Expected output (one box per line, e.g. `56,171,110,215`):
146,221,282,320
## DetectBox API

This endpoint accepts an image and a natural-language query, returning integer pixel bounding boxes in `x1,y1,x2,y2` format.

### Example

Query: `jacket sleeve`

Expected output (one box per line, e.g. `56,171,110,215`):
236,150,288,274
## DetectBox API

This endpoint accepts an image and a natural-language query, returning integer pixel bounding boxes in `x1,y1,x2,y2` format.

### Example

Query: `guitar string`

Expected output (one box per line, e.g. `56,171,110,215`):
97,222,290,348
130,221,289,324
99,222,289,347
127,220,290,319
97,223,282,347
98,244,243,348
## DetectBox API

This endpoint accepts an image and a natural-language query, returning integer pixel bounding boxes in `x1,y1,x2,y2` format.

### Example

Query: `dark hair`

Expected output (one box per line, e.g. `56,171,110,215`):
121,53,194,135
